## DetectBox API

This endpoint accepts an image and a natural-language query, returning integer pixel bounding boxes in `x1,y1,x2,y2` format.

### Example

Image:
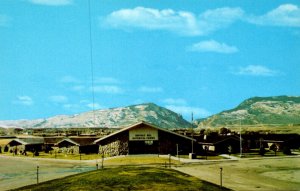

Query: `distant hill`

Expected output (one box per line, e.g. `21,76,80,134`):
197,96,300,127
0,103,193,129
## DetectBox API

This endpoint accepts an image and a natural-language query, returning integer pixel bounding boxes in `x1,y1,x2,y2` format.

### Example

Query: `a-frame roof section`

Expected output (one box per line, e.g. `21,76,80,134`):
56,138,80,146
94,121,195,144
8,139,28,145
199,136,241,145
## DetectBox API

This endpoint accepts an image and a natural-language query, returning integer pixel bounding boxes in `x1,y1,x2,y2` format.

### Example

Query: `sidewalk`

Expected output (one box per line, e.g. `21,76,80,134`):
159,154,238,164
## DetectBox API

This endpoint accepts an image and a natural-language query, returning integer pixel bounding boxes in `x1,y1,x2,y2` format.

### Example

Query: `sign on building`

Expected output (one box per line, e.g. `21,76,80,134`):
129,126,158,141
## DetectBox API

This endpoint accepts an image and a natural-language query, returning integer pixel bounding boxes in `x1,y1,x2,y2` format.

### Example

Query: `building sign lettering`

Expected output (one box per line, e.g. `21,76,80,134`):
129,126,158,141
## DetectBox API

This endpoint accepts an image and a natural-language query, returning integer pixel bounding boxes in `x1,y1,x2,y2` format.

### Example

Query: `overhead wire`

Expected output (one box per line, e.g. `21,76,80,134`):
88,0,96,128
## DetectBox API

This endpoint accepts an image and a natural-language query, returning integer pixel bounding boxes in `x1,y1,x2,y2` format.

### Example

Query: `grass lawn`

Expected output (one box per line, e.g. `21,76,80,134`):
1,152,181,166
13,166,230,191
104,155,180,166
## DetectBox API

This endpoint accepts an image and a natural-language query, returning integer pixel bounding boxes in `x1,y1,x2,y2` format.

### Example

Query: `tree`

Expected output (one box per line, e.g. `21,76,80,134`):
219,127,230,135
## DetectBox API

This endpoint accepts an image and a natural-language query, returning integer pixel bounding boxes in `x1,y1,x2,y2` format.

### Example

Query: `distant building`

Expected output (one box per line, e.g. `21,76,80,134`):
7,137,44,152
198,135,241,154
55,137,99,154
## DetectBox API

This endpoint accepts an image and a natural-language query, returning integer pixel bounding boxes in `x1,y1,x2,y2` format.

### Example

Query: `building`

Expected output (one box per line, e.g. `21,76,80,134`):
198,135,241,154
7,137,44,153
55,137,99,154
0,136,16,152
94,121,196,157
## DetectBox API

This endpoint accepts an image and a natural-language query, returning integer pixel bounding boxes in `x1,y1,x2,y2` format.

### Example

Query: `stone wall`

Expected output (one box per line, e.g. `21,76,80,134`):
99,140,128,157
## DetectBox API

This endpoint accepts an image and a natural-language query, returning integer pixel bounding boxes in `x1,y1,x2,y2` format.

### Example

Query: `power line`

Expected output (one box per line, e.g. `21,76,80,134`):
88,0,96,128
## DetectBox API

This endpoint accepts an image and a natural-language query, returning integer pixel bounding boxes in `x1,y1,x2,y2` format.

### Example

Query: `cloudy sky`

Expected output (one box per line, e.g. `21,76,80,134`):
1,0,299,120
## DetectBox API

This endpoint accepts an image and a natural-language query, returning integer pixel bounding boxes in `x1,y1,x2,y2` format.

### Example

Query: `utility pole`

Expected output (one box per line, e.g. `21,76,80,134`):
240,120,242,157
191,112,194,154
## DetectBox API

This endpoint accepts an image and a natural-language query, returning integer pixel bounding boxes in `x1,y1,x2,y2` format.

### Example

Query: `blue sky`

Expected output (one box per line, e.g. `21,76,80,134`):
1,0,299,120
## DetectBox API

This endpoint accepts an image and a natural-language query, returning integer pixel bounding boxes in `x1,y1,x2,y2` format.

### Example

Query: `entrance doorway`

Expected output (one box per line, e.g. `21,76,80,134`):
129,141,159,154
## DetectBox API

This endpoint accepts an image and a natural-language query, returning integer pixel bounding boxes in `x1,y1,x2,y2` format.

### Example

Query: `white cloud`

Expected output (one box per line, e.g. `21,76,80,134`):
49,95,68,103
200,7,244,32
13,96,34,106
236,65,279,76
163,98,187,105
166,105,211,119
28,0,73,6
138,86,163,93
102,6,244,36
188,40,238,53
248,4,300,27
93,85,124,94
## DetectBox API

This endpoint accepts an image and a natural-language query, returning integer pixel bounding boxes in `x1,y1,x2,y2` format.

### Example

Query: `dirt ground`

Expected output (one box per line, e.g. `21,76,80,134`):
174,156,300,191
0,156,95,190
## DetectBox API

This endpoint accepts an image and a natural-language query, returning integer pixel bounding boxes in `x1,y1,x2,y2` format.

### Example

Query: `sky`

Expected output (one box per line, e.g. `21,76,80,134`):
0,0,300,121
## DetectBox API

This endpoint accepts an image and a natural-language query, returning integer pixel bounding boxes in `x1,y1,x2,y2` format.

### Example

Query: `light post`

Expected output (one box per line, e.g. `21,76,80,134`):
36,165,39,184
220,167,223,188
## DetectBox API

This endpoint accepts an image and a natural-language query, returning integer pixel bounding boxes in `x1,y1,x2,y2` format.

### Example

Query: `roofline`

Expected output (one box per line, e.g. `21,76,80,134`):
55,138,80,146
10,139,28,145
199,136,241,145
94,121,196,144
9,139,43,145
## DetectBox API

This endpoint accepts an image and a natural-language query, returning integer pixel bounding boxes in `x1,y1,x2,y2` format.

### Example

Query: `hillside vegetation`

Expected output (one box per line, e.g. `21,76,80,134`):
198,96,300,127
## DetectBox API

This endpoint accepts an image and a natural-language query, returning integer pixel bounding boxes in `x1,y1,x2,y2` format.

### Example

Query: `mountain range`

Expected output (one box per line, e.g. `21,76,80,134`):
0,103,193,129
1,96,299,130
197,96,300,127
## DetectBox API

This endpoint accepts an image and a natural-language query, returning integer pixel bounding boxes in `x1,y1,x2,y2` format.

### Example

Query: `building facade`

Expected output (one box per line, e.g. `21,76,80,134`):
94,121,196,157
